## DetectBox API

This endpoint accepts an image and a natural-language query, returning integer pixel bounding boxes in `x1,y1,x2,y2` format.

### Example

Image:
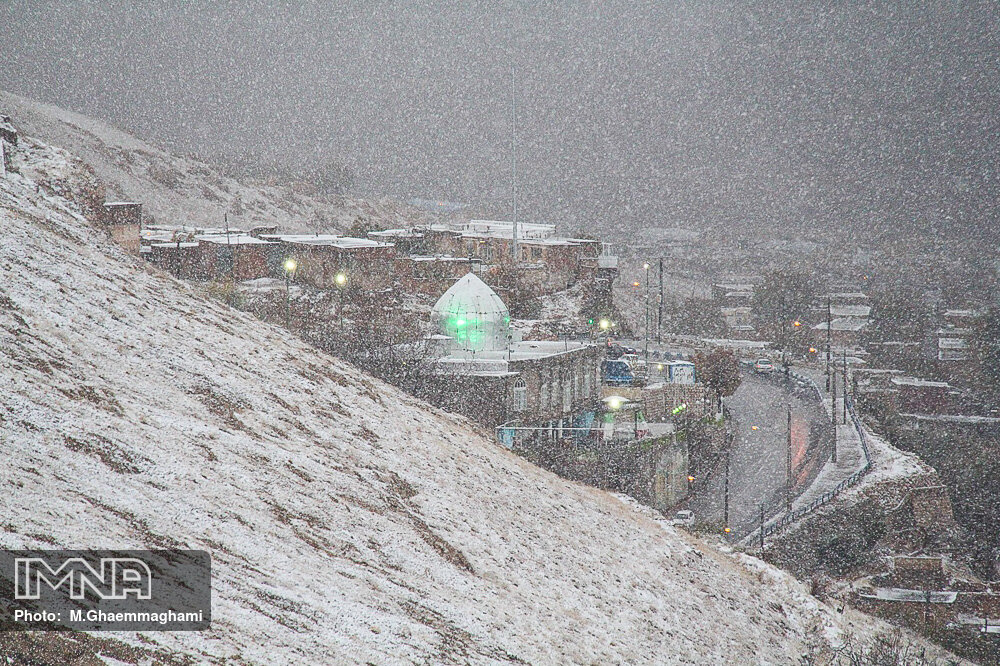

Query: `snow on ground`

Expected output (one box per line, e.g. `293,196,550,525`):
0,89,430,233
0,135,965,664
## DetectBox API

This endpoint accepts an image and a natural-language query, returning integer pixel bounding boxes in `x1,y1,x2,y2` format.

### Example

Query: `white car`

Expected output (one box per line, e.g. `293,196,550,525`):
753,358,775,374
672,510,694,526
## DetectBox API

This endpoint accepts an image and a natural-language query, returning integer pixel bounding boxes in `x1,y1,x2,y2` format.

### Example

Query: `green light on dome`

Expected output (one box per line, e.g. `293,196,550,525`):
455,318,467,327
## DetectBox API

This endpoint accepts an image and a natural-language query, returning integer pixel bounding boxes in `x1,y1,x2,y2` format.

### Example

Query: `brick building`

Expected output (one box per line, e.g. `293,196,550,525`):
102,202,142,254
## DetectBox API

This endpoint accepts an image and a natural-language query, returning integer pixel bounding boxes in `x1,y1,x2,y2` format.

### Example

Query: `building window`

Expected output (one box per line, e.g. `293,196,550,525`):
540,381,549,410
574,370,581,399
562,377,572,413
583,368,591,397
531,247,542,259
512,378,527,413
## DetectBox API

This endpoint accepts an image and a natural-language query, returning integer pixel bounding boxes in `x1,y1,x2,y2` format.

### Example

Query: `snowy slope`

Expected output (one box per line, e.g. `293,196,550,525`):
0,137,966,665
0,89,430,233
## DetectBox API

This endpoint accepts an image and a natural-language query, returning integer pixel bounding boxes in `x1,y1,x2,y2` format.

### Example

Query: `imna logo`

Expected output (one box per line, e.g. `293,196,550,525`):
14,557,152,600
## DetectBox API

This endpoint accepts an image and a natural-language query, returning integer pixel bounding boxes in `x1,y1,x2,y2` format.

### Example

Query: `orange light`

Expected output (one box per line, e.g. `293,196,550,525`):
687,475,695,482
809,347,817,353
724,527,732,533
751,425,759,431
632,281,640,287
793,320,801,327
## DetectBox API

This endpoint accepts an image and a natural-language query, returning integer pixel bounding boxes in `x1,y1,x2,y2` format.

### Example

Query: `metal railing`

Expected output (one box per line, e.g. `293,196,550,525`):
748,376,872,545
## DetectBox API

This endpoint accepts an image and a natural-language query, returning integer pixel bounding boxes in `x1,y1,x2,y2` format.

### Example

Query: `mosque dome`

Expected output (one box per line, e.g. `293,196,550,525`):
430,273,510,352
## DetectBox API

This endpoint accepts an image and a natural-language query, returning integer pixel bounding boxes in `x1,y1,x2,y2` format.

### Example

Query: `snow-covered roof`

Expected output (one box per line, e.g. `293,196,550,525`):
195,234,271,245
812,317,868,332
150,242,199,249
262,233,342,244
891,376,950,389
408,254,470,263
368,228,424,239
430,273,510,353
435,340,594,374
830,304,871,318
861,588,958,604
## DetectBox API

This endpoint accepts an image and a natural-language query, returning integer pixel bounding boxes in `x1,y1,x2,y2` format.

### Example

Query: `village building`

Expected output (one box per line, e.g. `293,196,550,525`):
394,254,482,296
262,234,396,290
424,273,603,432
811,316,869,348
0,114,17,146
194,233,272,281
102,202,142,254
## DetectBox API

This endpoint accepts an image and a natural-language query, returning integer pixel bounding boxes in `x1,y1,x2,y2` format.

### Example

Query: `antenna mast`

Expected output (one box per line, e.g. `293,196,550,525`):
511,65,518,263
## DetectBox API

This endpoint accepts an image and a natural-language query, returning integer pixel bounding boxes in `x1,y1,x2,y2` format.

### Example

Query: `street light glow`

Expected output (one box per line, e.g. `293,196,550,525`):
599,318,611,330
643,262,650,270
334,272,347,286
793,320,801,327
283,258,297,273
608,397,622,410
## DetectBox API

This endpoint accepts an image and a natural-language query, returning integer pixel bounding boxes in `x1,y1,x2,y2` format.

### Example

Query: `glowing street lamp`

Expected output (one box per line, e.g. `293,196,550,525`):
599,318,611,330
334,271,348,329
283,258,298,329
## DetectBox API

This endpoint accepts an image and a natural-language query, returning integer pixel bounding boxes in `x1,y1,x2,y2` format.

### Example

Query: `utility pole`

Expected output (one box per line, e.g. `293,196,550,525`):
831,370,838,463
786,403,793,513
657,257,664,343
644,262,650,362
723,448,731,529
759,503,766,551
842,349,848,424
510,66,518,264
825,296,832,391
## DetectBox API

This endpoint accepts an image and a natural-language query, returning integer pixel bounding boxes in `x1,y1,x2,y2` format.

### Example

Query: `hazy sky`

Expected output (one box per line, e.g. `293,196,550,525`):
2,1,998,238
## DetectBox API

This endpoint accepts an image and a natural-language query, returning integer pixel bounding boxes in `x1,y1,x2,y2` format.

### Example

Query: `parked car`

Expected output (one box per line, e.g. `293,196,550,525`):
753,358,775,374
672,510,694,526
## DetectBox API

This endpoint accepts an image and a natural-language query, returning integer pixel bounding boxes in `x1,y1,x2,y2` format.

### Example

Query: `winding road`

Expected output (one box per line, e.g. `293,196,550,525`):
685,370,834,536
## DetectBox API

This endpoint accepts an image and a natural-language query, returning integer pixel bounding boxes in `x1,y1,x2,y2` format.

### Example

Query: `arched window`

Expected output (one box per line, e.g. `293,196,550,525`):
512,378,527,413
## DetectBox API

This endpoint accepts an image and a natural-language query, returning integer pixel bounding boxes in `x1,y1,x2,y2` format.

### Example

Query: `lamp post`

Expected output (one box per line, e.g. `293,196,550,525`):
334,271,347,330
283,258,298,329
643,262,650,362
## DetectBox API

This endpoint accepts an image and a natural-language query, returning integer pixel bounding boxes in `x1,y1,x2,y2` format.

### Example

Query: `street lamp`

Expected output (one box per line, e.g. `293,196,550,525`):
334,271,347,330
283,258,298,329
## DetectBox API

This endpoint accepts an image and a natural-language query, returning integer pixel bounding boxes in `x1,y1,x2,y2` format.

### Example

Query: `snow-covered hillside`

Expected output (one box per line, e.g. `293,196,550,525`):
0,89,430,233
0,134,965,664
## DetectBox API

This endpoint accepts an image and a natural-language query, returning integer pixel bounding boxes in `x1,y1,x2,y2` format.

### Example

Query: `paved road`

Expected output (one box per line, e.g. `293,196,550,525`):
685,371,834,536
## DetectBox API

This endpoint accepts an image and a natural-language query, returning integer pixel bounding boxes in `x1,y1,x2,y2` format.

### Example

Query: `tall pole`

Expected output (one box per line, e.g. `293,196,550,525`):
831,371,838,463
842,349,848,424
723,448,731,530
284,272,290,329
825,297,832,391
657,257,664,343
786,403,793,513
644,263,650,362
511,66,518,264
759,503,766,551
